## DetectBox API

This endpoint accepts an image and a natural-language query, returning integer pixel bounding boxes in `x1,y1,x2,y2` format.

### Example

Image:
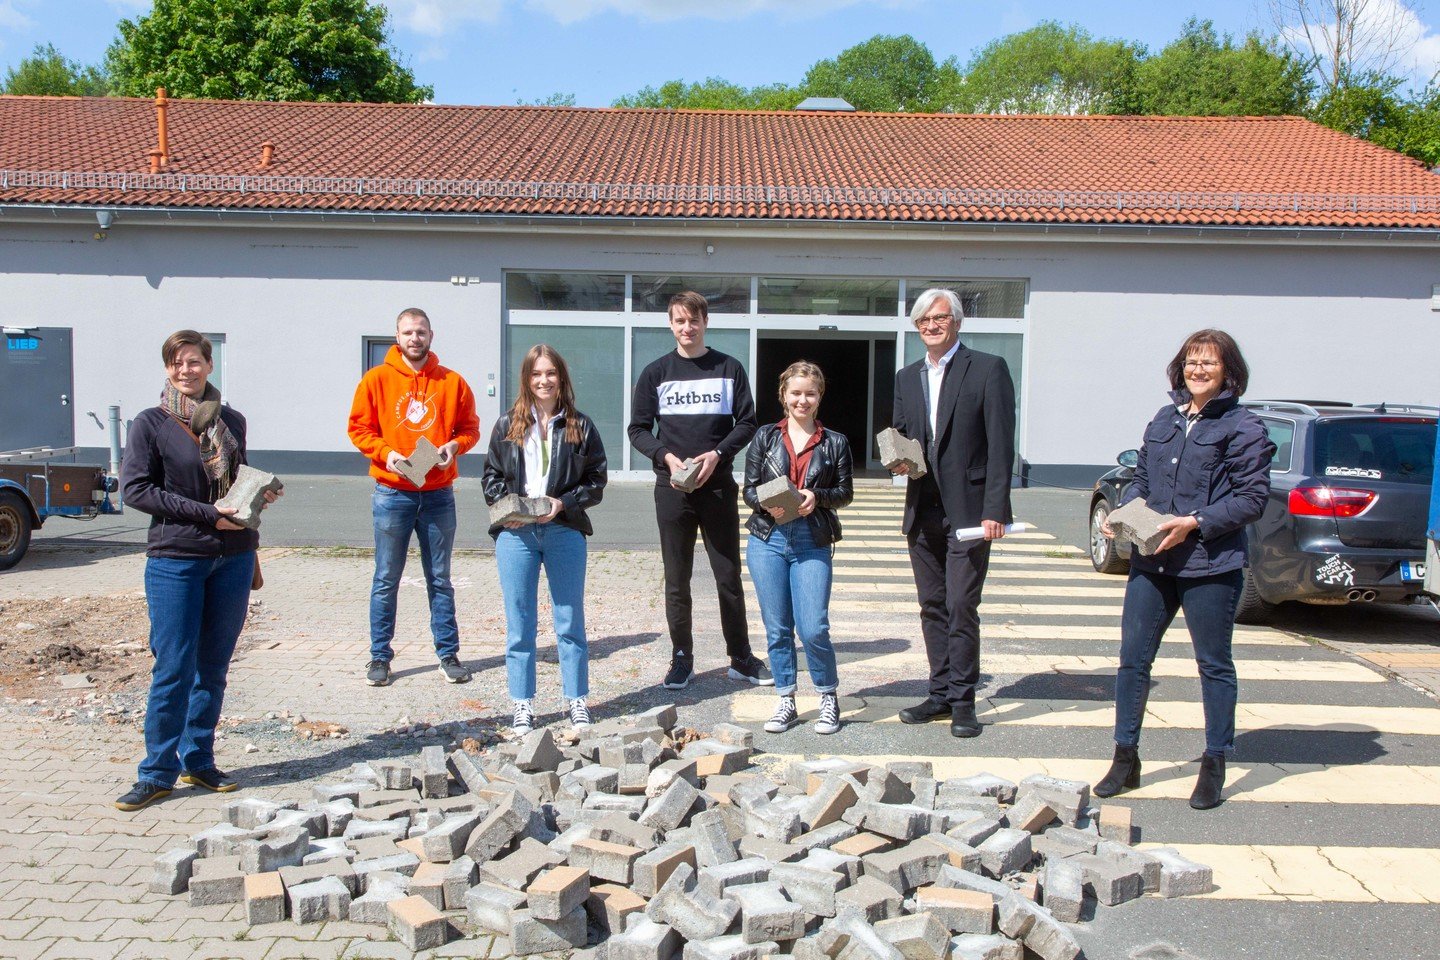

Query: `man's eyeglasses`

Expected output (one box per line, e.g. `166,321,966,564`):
1183,360,1221,370
916,314,954,331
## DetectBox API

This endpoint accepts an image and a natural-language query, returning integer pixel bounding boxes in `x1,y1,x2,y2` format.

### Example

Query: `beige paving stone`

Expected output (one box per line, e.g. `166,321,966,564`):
429,936,497,958
93,918,190,941
29,918,116,940
80,901,167,922
16,900,90,921
32,938,130,960
0,938,58,960
342,942,418,960
254,936,358,959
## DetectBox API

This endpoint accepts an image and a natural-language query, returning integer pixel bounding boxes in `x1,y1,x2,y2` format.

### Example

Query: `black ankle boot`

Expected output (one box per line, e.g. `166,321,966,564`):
1093,744,1141,798
1189,753,1226,810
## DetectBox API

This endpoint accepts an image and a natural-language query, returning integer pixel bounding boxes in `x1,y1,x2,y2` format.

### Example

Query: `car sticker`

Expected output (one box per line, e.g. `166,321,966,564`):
1314,554,1357,587
1325,466,1382,479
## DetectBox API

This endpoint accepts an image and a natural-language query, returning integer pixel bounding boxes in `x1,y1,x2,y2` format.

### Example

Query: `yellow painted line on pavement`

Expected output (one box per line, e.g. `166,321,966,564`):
829,600,1120,616
836,552,1096,567
732,695,1440,735
1138,843,1440,903
842,540,1085,555
822,621,1304,646
847,651,1384,683
759,751,1440,807
832,568,1115,583
749,577,1125,599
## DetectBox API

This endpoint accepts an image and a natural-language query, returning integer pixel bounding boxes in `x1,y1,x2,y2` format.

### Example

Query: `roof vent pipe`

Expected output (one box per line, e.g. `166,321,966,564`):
259,141,274,169
155,87,170,164
147,149,163,174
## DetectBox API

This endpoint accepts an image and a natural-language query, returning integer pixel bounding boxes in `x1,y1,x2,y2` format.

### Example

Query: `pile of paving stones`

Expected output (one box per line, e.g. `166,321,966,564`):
149,706,1214,958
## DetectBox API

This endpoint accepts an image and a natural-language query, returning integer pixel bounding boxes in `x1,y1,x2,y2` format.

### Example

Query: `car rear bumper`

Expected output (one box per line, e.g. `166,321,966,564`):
1271,543,1429,604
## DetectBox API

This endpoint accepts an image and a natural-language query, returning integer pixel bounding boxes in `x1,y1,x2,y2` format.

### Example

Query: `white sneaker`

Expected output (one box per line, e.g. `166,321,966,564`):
569,697,592,729
764,695,798,734
815,692,841,735
512,699,534,736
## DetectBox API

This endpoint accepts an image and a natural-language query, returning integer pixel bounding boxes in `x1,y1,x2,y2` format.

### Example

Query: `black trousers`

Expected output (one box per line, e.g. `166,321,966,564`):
907,481,992,707
654,479,753,661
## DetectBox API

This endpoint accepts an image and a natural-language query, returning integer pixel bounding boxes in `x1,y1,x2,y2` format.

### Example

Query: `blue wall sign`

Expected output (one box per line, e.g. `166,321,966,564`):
6,338,39,350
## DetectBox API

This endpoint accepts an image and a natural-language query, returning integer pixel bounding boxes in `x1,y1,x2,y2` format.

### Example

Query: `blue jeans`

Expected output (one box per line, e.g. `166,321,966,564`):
140,551,254,788
495,523,589,701
746,521,838,696
370,483,459,662
1115,567,1243,757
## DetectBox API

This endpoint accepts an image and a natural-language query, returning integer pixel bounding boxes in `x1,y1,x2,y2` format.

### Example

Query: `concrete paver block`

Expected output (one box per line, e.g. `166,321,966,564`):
288,874,351,924
409,861,449,910
862,845,944,894
726,880,805,944
465,788,534,862
875,911,950,960
516,728,563,773
420,744,450,798
690,808,740,867
640,776,701,833
698,857,773,900
682,933,779,960
489,492,554,526
608,915,682,960
1147,847,1215,898
394,436,443,488
389,893,452,951
757,475,804,524
279,858,359,896
996,894,1079,960
975,829,1032,878
647,861,740,941
421,809,484,862
842,801,933,841
238,827,310,874
530,864,591,920
465,881,527,934
224,797,285,830
634,842,697,898
949,934,1022,960
834,874,903,923
935,866,1012,904
243,871,286,925
771,858,847,917
189,855,246,906
1097,805,1134,844
1005,792,1058,835
349,871,411,924
214,463,284,529
914,886,994,934
1106,497,1174,556
669,458,703,492
915,834,980,872
1040,859,1084,923
568,836,644,884
1017,776,1090,828
512,904,588,953
1069,852,1143,906
479,836,564,890
586,881,646,935
148,848,197,895
833,831,892,859
804,777,860,831
876,428,926,478
946,817,1001,850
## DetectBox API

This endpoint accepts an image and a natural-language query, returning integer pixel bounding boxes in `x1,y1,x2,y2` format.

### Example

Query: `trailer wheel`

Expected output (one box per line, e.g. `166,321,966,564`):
0,490,33,571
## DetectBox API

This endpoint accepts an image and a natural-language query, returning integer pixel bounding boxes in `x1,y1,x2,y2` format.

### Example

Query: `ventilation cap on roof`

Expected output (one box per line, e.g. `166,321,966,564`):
794,97,855,112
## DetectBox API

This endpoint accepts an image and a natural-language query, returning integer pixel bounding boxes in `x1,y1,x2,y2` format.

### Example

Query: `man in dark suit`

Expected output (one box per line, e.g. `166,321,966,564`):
890,288,1016,737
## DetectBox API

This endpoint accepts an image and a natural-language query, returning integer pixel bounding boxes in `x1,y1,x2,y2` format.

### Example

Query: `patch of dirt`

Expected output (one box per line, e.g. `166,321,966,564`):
0,594,150,698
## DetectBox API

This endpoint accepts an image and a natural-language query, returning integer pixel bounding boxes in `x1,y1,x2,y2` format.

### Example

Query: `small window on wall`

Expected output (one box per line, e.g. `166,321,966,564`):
506,273,625,311
363,337,392,371
202,333,226,396
905,280,1026,318
758,278,899,316
633,275,750,313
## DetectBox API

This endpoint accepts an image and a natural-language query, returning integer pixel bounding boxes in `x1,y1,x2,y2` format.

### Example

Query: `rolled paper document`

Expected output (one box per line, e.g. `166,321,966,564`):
953,521,1033,542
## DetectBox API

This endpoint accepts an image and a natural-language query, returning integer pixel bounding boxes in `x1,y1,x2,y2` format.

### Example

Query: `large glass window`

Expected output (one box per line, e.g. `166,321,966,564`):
758,278,899,316
905,280,1026,319
507,325,626,464
633,275,750,314
506,273,625,311
904,330,1024,474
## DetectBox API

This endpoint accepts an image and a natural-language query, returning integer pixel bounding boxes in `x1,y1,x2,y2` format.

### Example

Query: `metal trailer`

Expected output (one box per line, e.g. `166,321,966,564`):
0,446,121,570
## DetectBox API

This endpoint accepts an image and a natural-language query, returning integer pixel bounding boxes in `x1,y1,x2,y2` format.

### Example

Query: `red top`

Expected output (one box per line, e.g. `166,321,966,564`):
779,419,825,488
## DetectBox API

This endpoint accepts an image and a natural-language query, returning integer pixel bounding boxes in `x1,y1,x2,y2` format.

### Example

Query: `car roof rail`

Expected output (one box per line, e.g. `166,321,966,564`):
1243,400,1321,416
1353,402,1440,414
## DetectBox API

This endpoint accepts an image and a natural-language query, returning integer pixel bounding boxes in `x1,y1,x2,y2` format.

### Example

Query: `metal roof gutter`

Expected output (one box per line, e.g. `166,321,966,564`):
4,202,1440,246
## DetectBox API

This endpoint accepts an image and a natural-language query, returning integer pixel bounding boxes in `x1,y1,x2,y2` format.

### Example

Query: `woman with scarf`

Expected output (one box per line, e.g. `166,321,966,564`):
483,344,607,735
115,330,278,811
744,360,854,736
1095,328,1275,810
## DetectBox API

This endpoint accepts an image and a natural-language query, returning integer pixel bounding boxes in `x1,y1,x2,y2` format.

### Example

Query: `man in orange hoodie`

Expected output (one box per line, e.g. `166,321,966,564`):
348,308,480,687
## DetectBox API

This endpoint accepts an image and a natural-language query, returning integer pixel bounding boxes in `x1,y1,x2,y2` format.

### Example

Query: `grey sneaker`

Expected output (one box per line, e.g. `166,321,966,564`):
569,697,592,729
512,699,534,736
764,695,798,733
814,693,841,735
728,655,774,686
366,659,392,687
440,656,472,684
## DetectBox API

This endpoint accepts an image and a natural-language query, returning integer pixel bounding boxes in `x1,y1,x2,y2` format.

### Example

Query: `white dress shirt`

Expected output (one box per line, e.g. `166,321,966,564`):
925,340,961,439
521,406,564,498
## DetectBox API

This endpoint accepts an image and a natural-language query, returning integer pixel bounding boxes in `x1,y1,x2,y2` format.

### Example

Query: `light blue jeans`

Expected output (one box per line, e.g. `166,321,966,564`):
495,523,589,701
369,483,459,663
140,551,254,788
746,520,838,696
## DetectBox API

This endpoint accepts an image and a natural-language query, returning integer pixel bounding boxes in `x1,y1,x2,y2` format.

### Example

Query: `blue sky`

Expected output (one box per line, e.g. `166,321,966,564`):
3,0,1439,105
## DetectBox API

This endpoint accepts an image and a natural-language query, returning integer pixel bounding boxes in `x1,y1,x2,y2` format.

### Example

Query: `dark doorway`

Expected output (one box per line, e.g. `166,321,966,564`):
755,336,874,466
1,327,74,451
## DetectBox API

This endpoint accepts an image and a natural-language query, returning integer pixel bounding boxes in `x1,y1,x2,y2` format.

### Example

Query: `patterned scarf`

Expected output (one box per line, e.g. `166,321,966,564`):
161,380,239,496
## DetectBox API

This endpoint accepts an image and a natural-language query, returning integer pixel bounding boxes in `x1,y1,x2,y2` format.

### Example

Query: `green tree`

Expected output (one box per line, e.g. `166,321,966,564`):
613,77,802,111
2,43,109,96
105,0,430,102
1135,18,1312,116
956,22,1141,114
1308,71,1440,165
799,34,958,112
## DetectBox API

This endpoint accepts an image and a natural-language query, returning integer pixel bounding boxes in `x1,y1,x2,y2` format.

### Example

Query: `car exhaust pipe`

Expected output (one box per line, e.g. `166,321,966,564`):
1361,590,1377,602
1346,589,1363,601
1345,589,1378,602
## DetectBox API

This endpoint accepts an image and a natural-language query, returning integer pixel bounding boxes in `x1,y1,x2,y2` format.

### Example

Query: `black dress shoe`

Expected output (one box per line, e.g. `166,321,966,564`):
1189,753,1226,810
898,697,950,724
950,705,982,738
1094,744,1142,798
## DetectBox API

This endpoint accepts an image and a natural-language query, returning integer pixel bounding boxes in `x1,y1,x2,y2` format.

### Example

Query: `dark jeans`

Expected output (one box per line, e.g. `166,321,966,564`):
654,479,752,661
139,550,254,788
907,495,992,708
1115,567,1243,756
369,483,459,663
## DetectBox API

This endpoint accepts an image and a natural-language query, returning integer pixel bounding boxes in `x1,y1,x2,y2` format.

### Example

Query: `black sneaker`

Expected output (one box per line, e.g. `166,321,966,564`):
366,659,392,686
728,655,774,686
764,695,798,733
439,656,472,684
181,768,238,792
663,657,693,690
114,781,172,811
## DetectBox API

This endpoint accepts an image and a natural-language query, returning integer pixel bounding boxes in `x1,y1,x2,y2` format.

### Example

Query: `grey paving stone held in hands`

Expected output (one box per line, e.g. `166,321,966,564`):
1105,497,1176,556
214,463,284,529
394,436,443,488
489,492,554,526
670,457,704,492
757,475,805,524
876,428,927,479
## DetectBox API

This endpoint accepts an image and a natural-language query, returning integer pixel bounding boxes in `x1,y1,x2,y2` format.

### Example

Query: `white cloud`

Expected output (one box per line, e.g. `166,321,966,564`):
385,0,506,37
0,1,34,31
1274,0,1440,87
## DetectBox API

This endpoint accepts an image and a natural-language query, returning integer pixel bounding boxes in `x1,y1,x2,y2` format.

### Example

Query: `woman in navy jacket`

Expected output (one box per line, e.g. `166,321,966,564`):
1096,329,1275,810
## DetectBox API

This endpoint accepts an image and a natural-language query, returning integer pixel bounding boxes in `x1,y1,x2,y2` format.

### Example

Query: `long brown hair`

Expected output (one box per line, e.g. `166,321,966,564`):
505,344,583,445
1167,328,1250,397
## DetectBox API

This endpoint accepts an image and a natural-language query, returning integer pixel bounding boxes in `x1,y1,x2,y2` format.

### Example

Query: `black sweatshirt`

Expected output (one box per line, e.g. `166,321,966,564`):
628,348,758,485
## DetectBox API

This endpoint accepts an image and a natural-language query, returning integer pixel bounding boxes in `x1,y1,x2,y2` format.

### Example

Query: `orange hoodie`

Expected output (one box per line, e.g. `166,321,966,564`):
348,346,481,491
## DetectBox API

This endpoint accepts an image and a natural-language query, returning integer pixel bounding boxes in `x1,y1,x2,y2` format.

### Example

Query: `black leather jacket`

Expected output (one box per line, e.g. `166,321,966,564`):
743,422,854,546
482,411,607,537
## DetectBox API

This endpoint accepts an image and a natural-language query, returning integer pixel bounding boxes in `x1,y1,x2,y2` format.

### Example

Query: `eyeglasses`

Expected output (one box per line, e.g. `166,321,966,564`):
1183,360,1221,370
916,314,954,331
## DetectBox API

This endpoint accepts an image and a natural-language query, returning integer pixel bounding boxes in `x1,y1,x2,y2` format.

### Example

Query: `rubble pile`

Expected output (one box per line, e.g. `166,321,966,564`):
151,707,1214,957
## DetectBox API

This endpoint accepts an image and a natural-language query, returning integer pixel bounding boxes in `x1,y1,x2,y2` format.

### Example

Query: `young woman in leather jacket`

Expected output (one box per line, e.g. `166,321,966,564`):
482,344,607,735
1096,329,1275,810
743,360,854,735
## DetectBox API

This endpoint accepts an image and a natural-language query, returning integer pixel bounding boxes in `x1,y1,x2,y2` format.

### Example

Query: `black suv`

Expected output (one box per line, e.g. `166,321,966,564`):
1089,401,1437,623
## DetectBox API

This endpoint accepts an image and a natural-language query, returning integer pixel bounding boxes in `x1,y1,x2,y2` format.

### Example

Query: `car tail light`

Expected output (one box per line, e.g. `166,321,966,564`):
1288,486,1377,518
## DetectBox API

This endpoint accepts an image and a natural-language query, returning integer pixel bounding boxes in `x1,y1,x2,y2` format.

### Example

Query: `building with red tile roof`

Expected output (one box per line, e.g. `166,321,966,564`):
1,94,1436,479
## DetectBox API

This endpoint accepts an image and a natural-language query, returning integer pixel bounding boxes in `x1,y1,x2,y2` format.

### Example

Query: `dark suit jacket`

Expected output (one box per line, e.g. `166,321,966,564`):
892,344,1017,535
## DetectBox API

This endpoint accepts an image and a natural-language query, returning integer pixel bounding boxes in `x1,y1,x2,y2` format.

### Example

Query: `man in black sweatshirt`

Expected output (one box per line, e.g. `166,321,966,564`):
629,291,771,690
